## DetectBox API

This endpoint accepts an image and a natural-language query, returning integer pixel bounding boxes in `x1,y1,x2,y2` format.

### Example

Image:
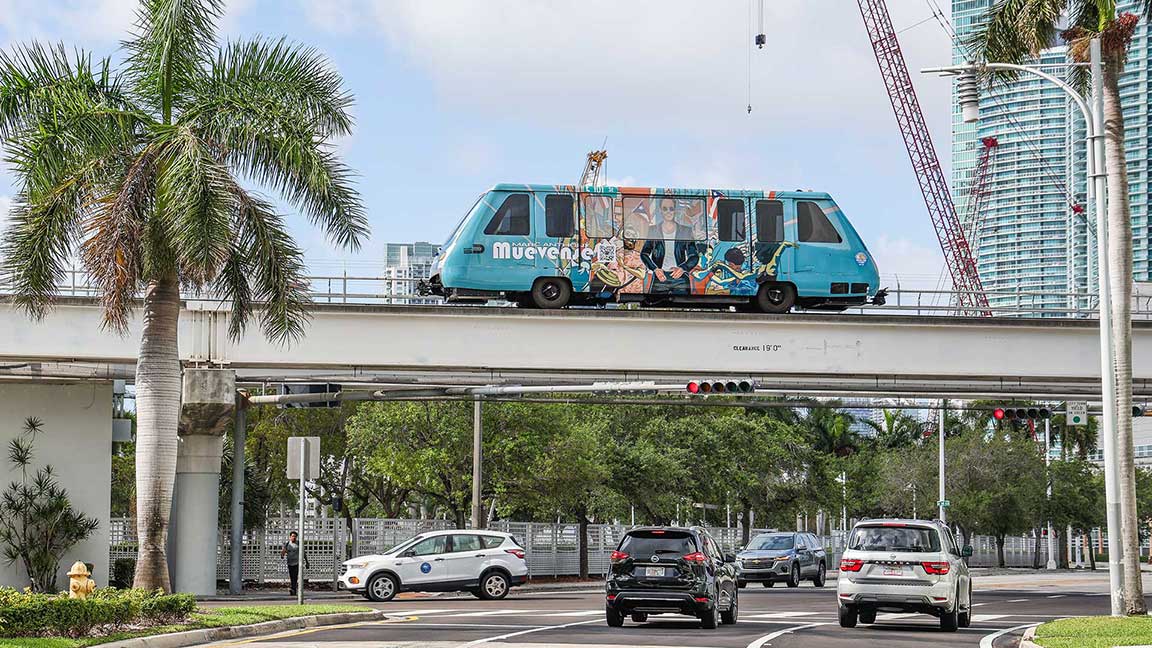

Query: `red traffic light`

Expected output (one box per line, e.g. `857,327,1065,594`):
993,408,1005,420
686,382,700,394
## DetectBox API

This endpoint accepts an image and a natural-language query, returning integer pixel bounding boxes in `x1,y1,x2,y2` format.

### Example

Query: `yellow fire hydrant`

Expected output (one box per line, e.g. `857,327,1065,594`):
67,561,95,599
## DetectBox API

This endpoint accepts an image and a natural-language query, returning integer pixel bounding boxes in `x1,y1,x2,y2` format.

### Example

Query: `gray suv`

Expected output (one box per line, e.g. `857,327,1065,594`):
736,532,828,588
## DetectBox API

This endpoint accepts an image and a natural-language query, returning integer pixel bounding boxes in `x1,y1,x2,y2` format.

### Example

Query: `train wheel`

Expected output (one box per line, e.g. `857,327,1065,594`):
531,278,572,309
755,283,795,314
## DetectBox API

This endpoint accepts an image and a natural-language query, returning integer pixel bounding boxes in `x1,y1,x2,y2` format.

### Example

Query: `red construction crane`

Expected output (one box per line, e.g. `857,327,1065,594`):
962,136,999,252
856,0,991,316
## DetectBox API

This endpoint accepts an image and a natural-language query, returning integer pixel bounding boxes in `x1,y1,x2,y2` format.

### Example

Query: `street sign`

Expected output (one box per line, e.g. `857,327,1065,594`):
287,437,321,480
937,500,950,508
1067,401,1088,426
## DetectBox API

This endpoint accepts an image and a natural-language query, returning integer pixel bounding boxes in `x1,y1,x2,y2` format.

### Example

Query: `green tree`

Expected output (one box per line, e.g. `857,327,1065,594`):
970,0,1151,613
865,409,925,449
1046,458,1105,569
804,408,861,457
0,0,366,590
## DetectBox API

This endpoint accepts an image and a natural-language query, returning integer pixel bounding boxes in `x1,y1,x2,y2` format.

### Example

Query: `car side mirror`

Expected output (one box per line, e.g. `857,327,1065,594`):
961,546,973,558
401,549,417,558
724,553,736,563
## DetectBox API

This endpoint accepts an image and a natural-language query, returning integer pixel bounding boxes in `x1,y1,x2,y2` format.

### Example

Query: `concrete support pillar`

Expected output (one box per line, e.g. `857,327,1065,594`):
170,369,235,595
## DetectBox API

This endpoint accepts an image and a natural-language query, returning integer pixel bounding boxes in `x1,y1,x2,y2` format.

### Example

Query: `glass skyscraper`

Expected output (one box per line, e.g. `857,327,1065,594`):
950,1,1152,313
383,241,441,304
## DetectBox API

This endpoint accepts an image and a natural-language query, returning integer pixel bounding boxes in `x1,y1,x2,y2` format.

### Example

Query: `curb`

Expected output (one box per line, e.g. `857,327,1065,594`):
1019,625,1040,648
99,610,386,648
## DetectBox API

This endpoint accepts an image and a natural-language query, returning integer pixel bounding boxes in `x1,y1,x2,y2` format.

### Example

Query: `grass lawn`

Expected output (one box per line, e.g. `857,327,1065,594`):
0,604,373,648
1033,615,1152,648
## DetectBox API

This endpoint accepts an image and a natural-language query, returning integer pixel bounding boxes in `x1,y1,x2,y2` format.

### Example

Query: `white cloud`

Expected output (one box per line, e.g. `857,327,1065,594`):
298,0,954,140
0,195,11,232
870,234,947,291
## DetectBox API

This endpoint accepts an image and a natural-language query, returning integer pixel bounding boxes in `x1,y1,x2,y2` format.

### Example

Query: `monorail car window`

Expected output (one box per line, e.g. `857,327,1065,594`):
484,194,530,236
755,200,784,243
622,196,706,240
583,194,615,238
545,194,576,238
716,199,746,242
797,201,842,243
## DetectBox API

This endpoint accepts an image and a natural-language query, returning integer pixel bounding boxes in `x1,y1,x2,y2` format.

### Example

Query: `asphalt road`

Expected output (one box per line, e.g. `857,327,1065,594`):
198,580,1132,648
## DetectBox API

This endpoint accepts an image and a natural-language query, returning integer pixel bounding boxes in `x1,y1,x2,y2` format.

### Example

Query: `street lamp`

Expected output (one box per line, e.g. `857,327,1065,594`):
923,38,1123,614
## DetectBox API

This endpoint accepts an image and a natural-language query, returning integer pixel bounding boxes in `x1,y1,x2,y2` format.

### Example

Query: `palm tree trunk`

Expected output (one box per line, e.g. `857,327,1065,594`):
1103,59,1147,615
132,275,182,592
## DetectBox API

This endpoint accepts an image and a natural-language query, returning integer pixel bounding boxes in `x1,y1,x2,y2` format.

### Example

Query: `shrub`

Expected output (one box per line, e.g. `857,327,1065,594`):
0,587,195,638
111,559,136,589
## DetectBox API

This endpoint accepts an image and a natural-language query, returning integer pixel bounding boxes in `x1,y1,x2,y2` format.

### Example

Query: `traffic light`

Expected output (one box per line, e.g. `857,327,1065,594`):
992,406,1050,421
686,380,755,395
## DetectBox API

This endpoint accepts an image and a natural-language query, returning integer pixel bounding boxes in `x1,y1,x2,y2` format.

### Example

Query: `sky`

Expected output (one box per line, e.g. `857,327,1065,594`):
0,0,959,288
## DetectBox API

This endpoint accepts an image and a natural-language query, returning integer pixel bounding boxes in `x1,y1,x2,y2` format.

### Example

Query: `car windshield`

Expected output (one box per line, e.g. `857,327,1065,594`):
849,526,940,552
619,530,697,558
747,534,794,550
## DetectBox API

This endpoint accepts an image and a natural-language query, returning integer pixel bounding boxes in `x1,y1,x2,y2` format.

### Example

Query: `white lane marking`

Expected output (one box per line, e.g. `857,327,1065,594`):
746,622,827,648
972,614,1010,622
746,611,821,619
980,622,1042,648
1006,598,1029,603
381,608,457,616
539,610,603,617
1047,594,1066,599
447,609,542,617
461,618,600,646
876,612,920,620
971,602,989,607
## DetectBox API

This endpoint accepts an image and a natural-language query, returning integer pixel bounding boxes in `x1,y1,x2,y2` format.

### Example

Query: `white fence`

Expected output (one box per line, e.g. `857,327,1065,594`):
108,517,1113,588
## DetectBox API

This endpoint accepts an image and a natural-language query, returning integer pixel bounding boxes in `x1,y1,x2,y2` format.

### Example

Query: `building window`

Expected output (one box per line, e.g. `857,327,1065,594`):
716,199,746,242
484,194,530,236
755,200,784,243
797,201,842,243
545,194,576,238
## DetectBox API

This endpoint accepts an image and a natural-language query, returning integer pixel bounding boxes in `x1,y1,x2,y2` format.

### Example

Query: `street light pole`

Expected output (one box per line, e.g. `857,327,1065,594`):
923,39,1121,613
471,398,484,530
938,405,946,523
1046,418,1057,570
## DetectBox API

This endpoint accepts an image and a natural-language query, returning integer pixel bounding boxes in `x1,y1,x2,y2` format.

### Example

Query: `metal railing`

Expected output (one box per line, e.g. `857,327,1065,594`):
107,517,1137,585
5,269,1149,319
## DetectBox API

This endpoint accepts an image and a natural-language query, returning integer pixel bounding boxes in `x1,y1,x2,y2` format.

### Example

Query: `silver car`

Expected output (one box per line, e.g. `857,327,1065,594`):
836,519,973,632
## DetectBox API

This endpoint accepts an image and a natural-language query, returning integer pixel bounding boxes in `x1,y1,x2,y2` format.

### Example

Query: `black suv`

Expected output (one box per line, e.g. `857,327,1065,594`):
605,526,739,629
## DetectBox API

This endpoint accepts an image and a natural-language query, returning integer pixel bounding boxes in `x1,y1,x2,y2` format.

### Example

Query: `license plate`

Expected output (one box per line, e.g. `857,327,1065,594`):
883,566,905,576
644,567,666,577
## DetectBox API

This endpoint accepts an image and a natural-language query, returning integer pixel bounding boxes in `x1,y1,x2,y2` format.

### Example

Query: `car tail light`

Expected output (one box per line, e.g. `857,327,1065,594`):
682,552,707,563
694,596,710,603
839,558,864,572
610,550,630,563
606,594,616,601
922,561,951,575
505,548,526,560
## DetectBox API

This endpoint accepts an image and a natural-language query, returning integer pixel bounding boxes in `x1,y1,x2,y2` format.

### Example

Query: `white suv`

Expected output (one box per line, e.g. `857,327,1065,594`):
339,529,529,602
836,519,973,632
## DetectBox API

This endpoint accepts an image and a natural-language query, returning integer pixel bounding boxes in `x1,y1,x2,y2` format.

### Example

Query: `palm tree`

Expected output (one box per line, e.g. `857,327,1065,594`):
865,409,925,449
970,1,1150,614
805,408,860,457
0,0,366,591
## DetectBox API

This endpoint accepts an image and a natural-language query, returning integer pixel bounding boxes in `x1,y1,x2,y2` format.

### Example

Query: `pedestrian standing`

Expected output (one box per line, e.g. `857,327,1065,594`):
281,531,309,596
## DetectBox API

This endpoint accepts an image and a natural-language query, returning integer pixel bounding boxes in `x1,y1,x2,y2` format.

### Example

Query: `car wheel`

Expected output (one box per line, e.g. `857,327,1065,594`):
858,608,876,624
721,589,739,625
763,580,774,588
755,282,796,314
631,612,648,623
700,602,720,630
812,562,827,588
365,573,397,602
838,605,858,628
786,563,800,588
606,607,625,627
940,601,959,632
958,585,972,628
478,571,510,600
531,277,571,309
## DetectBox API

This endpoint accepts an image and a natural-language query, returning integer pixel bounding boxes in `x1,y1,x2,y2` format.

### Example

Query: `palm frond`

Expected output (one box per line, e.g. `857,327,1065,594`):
192,37,354,139
214,181,311,343
124,0,224,121
965,0,1068,71
0,191,85,318
79,146,159,332
154,126,233,284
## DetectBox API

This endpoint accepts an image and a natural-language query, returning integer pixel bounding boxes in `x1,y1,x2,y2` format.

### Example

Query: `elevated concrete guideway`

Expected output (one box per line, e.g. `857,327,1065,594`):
1,298,1151,399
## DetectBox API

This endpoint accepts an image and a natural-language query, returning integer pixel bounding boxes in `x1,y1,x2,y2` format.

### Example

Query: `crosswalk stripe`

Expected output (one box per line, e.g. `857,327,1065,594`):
384,609,457,616
972,614,1010,622
1006,599,1029,603
876,612,919,620
746,611,822,619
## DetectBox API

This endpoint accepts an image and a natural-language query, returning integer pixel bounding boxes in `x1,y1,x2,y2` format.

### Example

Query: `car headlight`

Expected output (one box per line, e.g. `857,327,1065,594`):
344,561,370,570
774,555,791,561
